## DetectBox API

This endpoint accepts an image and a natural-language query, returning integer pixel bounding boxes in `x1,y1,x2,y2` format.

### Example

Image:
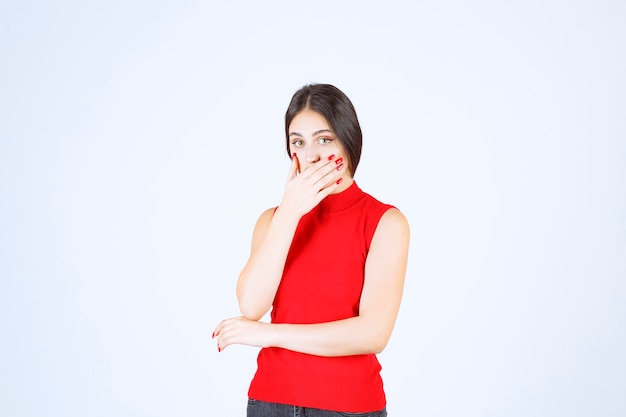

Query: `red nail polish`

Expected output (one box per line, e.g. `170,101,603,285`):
336,163,344,171
212,332,214,339
218,347,221,352
328,154,335,161
336,178,343,185
292,152,297,159
335,157,343,165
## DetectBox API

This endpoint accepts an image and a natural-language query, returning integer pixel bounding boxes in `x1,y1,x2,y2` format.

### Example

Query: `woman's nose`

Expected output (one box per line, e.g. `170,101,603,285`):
304,147,320,164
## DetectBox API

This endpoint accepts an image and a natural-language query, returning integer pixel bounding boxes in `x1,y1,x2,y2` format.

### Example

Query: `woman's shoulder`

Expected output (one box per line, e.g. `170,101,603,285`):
249,207,278,246
256,206,277,224
370,207,410,251
379,207,409,230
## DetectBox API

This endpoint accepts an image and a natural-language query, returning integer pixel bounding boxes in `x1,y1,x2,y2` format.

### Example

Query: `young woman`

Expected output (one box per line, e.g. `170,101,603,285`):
213,84,410,416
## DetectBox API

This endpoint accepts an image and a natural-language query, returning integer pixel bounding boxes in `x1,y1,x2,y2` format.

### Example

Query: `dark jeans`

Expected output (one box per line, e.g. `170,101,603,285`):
247,398,388,417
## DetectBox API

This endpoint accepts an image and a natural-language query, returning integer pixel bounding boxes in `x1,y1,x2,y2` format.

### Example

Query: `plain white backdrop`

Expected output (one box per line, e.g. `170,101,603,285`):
1,1,624,416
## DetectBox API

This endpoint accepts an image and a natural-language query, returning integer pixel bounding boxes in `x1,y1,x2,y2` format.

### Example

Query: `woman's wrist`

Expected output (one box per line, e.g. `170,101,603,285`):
272,205,302,228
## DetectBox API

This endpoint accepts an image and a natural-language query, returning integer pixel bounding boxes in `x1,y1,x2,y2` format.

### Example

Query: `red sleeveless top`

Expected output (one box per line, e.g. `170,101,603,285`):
248,182,394,412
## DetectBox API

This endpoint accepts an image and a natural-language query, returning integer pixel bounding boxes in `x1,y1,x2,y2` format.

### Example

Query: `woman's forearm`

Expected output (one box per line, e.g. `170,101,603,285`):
213,315,392,356
268,316,394,356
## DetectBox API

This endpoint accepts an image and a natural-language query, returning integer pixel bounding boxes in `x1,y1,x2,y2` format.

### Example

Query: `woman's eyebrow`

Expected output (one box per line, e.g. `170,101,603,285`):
313,129,334,136
288,129,334,138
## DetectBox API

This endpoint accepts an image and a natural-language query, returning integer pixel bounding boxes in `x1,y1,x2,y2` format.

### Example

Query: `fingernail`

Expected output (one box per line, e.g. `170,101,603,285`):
335,157,343,165
328,154,335,161
336,178,343,185
336,163,344,171
218,347,221,352
211,332,214,339
292,152,297,159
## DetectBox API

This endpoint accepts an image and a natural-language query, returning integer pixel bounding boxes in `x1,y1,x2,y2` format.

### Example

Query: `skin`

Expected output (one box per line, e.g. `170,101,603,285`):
213,108,410,356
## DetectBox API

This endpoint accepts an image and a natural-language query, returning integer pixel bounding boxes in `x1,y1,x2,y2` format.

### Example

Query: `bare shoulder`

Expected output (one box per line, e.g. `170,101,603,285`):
257,207,277,225
250,207,277,251
253,207,277,236
377,207,410,238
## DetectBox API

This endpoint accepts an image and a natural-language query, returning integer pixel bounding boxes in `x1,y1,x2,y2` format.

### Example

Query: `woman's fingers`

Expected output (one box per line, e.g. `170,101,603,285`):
303,158,345,192
213,316,265,352
287,153,300,180
213,317,235,351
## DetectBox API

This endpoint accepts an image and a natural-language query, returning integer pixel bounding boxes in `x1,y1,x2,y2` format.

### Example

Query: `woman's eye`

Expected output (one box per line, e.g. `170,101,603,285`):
291,140,303,147
318,137,332,144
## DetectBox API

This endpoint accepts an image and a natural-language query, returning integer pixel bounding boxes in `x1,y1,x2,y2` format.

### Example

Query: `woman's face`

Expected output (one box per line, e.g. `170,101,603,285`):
288,109,350,175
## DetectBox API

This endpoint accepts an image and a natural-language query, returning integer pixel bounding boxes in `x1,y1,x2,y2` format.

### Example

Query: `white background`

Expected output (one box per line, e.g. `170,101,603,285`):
1,1,624,416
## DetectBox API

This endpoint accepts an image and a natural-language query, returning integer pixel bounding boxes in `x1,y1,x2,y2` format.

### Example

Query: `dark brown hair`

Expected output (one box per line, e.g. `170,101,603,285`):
285,84,362,176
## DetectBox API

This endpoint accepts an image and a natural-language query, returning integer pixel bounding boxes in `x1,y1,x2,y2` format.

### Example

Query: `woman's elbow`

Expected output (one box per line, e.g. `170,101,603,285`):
365,325,394,354
355,337,387,355
369,337,389,354
236,288,258,319
237,298,269,321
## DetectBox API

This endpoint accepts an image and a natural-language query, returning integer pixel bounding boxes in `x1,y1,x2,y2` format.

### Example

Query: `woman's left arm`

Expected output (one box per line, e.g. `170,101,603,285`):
213,208,410,356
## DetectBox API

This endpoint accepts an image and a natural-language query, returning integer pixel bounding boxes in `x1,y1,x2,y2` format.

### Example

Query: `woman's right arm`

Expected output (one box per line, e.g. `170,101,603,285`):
235,206,301,320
